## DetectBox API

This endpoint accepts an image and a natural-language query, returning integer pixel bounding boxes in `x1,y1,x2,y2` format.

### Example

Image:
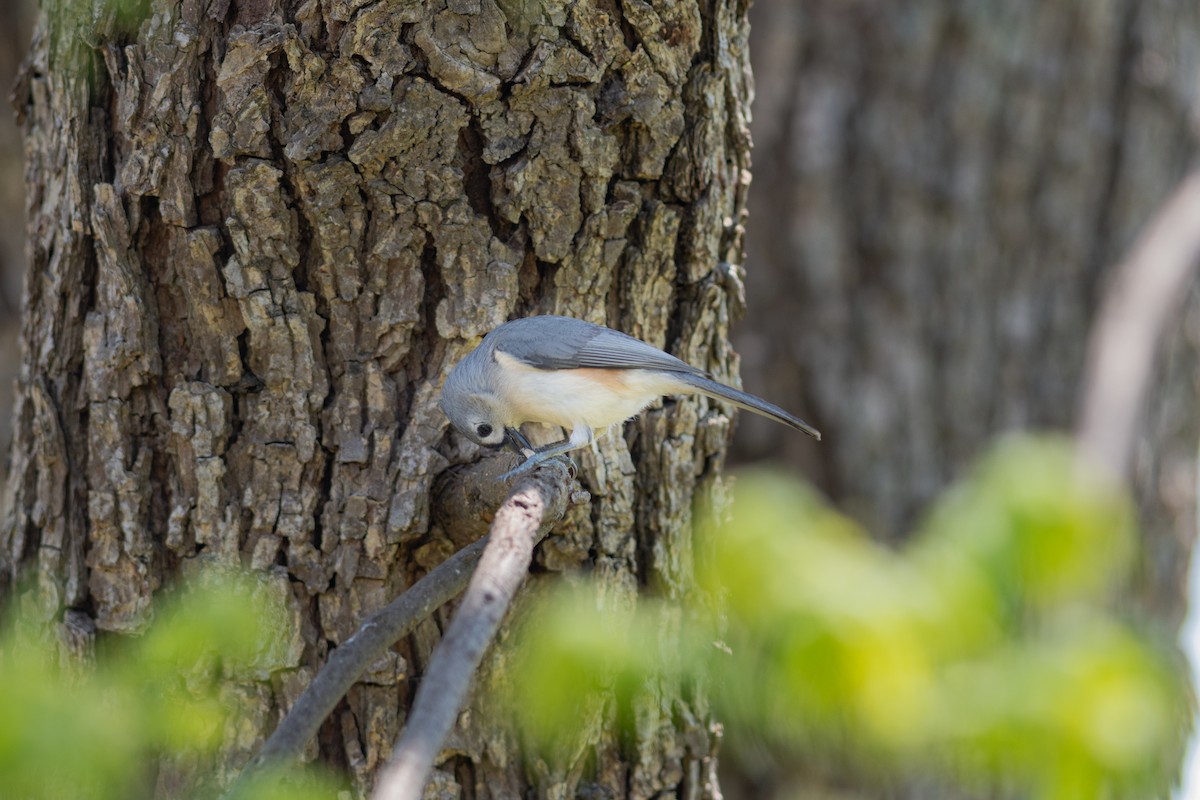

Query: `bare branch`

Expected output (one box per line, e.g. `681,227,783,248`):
1078,171,1200,477
235,452,552,789
371,461,571,800
252,536,488,766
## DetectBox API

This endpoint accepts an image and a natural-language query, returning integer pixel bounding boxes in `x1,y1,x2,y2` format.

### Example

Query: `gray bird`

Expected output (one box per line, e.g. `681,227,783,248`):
439,315,821,478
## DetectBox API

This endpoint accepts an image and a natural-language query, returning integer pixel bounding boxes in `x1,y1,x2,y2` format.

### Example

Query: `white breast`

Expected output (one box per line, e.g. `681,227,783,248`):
493,352,687,430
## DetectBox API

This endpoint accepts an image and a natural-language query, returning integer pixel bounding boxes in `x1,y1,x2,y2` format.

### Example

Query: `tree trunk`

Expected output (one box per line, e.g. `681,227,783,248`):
733,1,1198,795
0,0,35,493
2,0,751,795
738,0,1198,595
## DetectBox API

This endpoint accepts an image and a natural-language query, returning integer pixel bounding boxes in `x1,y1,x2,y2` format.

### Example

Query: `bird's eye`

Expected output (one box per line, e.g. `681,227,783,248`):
476,423,493,439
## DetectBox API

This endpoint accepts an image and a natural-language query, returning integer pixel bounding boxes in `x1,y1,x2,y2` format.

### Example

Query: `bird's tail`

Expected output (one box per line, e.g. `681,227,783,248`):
677,372,822,441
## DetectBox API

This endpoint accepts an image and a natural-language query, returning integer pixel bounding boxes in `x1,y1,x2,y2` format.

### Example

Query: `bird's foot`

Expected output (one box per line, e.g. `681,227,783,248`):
499,450,575,482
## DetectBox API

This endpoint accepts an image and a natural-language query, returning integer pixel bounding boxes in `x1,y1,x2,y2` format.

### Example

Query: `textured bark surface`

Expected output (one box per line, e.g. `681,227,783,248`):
0,0,36,488
737,0,1199,605
2,0,750,795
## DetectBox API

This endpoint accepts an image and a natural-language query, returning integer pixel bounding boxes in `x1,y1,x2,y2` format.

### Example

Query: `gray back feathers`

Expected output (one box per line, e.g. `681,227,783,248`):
440,315,821,445
484,316,708,376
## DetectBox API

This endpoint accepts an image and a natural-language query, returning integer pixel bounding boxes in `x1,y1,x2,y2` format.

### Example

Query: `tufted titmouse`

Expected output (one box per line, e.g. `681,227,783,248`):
439,315,821,478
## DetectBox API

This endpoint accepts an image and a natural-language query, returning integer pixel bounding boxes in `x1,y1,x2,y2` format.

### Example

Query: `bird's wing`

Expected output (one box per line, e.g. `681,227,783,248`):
492,316,708,376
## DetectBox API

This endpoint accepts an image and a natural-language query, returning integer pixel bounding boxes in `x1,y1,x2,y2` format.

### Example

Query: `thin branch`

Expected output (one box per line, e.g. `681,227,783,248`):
1077,171,1200,478
371,461,570,800
251,536,489,766
234,451,562,794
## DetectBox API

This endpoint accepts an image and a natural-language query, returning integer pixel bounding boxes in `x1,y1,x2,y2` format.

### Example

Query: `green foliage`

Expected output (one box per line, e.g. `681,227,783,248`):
0,567,338,800
505,436,1183,799
502,587,686,762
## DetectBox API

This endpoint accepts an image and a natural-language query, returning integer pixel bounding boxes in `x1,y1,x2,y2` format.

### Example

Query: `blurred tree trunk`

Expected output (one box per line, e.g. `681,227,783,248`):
1,0,751,795
733,1,1198,795
738,0,1197,591
0,0,36,476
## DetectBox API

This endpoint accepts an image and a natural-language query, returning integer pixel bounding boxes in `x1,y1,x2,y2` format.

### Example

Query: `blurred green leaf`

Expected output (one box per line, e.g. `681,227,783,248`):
499,582,699,761
0,565,330,800
915,437,1135,620
228,764,345,800
503,435,1183,799
0,625,142,798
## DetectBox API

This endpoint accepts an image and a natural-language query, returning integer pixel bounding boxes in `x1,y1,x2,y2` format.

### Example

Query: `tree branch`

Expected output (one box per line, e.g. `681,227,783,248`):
371,461,571,800
252,536,489,766
1078,171,1200,477
234,452,567,794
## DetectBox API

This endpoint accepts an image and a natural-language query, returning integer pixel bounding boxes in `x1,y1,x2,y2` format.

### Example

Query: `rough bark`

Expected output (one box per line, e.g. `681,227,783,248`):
2,0,750,796
0,0,37,536
0,0,33,311
376,463,568,800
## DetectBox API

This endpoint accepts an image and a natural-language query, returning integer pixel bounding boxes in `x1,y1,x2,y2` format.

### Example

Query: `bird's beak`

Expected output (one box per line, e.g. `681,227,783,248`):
505,427,534,455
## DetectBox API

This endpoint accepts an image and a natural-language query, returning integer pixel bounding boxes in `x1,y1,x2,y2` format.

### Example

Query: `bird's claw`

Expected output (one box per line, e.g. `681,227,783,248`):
499,452,575,482
498,459,536,482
